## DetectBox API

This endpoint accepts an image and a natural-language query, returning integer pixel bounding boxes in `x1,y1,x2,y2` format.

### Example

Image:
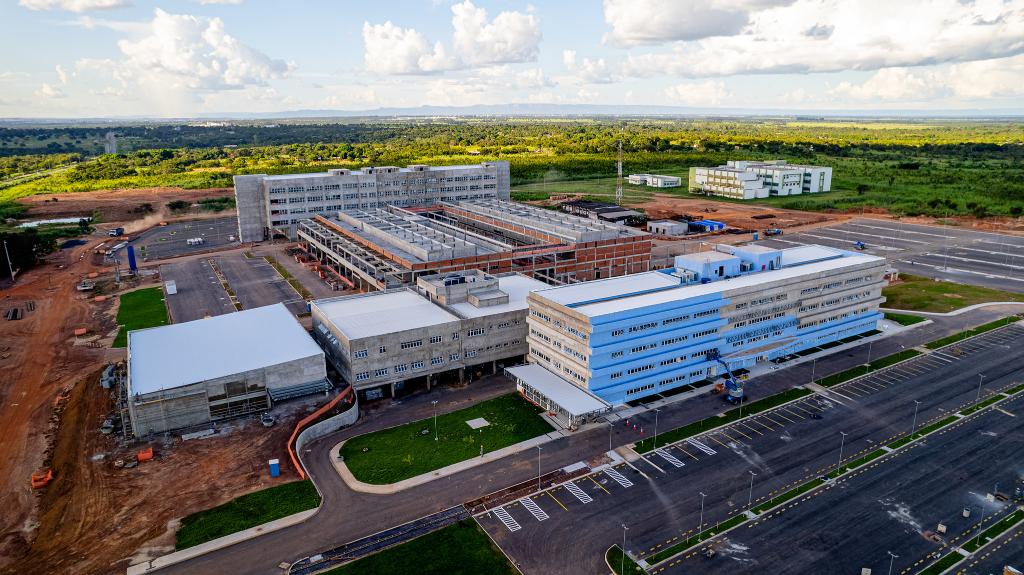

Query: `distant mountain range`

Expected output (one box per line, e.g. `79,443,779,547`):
2,103,1022,125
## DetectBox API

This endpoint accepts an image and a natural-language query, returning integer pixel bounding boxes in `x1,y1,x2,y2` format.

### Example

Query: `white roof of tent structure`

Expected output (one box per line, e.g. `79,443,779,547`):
506,364,610,416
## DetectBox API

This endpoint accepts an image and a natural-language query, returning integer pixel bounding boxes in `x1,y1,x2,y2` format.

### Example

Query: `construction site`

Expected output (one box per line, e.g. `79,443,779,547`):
295,199,652,291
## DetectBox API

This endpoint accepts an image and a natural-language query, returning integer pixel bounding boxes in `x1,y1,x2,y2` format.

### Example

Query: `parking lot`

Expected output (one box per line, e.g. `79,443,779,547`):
214,253,306,316
754,219,1024,293
134,216,239,261
476,323,1024,575
159,259,236,323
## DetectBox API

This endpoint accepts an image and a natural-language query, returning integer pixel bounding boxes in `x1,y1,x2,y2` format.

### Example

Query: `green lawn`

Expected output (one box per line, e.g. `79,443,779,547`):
113,286,169,347
324,520,516,575
882,274,1024,313
340,393,552,484
607,544,645,575
175,480,320,550
884,312,927,326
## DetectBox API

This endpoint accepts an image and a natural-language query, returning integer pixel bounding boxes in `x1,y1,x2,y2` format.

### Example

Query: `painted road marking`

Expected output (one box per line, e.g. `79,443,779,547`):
764,413,789,427
546,490,568,511
494,506,521,532
674,445,700,461
520,497,549,521
995,407,1015,417
564,481,594,503
737,421,763,435
781,407,805,420
749,417,775,431
687,438,718,455
656,449,685,468
587,475,611,494
605,467,634,488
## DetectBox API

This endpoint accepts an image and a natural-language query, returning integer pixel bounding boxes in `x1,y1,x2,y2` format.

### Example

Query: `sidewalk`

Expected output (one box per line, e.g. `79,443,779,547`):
880,301,1024,317
328,424,600,494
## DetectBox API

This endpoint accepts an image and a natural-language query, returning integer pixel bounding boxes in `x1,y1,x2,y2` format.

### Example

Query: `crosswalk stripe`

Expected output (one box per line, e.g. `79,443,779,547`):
605,467,634,488
686,438,718,455
520,497,549,521
656,449,685,468
564,481,594,503
493,506,521,532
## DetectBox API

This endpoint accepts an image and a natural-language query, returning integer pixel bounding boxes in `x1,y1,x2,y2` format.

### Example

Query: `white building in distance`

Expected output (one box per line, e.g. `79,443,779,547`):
628,174,682,188
234,161,510,242
689,160,832,200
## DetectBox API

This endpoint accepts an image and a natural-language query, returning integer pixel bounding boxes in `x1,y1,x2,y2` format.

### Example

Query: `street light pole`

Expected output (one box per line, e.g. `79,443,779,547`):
866,340,874,372
747,470,757,510
621,524,629,575
887,551,898,575
608,421,614,452
836,431,848,474
537,446,542,491
976,373,985,401
911,400,921,435
653,409,661,449
809,357,817,385
432,400,439,441
697,492,706,543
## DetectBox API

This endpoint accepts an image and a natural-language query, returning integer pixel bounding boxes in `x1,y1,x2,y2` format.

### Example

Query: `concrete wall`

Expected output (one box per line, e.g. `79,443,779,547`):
295,398,360,451
234,174,268,242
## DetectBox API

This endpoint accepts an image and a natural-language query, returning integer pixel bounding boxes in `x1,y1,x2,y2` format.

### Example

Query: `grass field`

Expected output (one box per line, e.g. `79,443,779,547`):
175,480,320,550
883,312,927,326
112,286,169,347
324,520,516,575
607,544,645,575
340,393,551,484
881,274,1024,313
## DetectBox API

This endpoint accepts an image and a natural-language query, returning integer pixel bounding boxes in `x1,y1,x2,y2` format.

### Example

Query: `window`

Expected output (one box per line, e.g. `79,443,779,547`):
626,383,655,396
430,335,443,344
610,371,623,380
611,351,624,359
467,328,485,337
395,364,408,373
431,356,444,365
354,349,368,359
355,372,369,381
400,340,422,349
374,368,388,377
627,364,655,375
412,361,424,370
379,345,387,354
612,329,624,337
466,350,477,358
450,353,460,361
452,332,460,340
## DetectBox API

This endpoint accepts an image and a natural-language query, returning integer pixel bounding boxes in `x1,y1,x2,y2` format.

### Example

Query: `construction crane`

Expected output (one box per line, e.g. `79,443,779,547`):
615,124,624,205
710,350,744,404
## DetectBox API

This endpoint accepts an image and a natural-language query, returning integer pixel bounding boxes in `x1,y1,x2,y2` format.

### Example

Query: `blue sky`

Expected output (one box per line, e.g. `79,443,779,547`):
2,0,1023,117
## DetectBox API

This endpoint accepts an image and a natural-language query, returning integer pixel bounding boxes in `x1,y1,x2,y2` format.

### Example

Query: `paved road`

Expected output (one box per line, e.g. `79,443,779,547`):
135,217,239,261
154,311,1023,575
158,259,235,323
215,254,305,315
755,219,1024,293
477,323,1024,575
959,521,1024,575
660,392,1024,575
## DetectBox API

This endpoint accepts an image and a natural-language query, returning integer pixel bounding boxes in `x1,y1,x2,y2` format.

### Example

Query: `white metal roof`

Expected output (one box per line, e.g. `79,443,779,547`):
128,303,323,396
780,245,844,267
313,289,460,339
506,364,610,416
447,275,549,319
564,252,884,318
535,272,679,307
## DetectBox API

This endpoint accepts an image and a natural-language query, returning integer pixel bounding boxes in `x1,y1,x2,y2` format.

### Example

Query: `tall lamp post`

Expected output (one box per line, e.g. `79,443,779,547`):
910,399,921,435
432,400,439,441
976,373,986,402
887,551,899,575
536,446,542,491
621,524,629,575
696,491,707,543
836,431,848,474
747,470,757,510
653,409,661,449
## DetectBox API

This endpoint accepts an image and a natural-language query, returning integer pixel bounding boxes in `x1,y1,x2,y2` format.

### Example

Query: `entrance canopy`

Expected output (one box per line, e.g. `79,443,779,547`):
506,364,610,429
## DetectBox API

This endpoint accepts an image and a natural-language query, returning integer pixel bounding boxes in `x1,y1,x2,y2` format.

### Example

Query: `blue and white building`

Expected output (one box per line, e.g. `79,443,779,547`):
514,244,887,412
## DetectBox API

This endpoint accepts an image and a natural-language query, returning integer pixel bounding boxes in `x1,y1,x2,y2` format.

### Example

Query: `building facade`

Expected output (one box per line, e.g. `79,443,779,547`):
234,161,511,242
125,304,328,437
297,200,651,291
521,244,886,406
310,271,548,401
689,160,832,199
628,174,683,188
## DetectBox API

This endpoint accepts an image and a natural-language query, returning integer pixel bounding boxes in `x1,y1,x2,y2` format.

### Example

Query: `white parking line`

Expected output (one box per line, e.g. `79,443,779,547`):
929,253,1024,271
686,438,718,455
896,260,1024,283
847,221,950,238
520,497,549,522
656,449,686,468
563,481,593,504
605,467,634,488
493,506,521,532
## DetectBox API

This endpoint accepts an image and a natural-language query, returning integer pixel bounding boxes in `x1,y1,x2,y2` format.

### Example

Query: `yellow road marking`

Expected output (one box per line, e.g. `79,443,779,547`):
729,426,753,440
738,421,763,435
772,410,796,424
719,429,743,443
791,403,816,415
996,407,1015,417
546,490,568,511
751,418,775,431
781,407,805,420
708,435,730,448
675,446,700,461
589,475,611,494
764,414,788,427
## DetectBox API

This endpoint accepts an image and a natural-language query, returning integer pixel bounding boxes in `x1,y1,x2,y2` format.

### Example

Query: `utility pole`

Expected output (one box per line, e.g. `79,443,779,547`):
2,240,14,283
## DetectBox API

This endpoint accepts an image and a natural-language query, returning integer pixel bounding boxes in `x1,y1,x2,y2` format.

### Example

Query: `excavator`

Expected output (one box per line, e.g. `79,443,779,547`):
709,350,745,405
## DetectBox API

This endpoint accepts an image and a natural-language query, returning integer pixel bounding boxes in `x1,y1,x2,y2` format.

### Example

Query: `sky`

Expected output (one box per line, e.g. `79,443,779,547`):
1,0,1023,118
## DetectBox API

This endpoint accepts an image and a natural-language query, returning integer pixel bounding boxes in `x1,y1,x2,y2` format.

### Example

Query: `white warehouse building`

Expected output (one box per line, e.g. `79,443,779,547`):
125,303,328,437
689,160,832,200
234,161,511,242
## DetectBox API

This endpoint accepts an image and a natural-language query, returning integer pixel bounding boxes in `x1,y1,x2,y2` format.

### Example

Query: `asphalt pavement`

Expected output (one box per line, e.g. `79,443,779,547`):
158,258,235,323
215,254,306,314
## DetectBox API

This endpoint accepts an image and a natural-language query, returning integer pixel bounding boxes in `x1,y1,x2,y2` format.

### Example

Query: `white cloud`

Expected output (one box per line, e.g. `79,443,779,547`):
831,68,935,101
451,0,541,65
55,64,69,85
361,21,454,74
563,52,614,84
103,9,291,90
199,0,243,4
611,0,1024,79
19,0,130,12
602,0,792,46
664,80,731,106
362,0,540,74
829,54,1024,103
35,83,66,98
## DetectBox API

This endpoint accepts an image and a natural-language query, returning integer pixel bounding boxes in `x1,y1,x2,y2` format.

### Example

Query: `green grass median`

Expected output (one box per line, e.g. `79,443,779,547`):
752,478,825,514
175,480,320,550
962,509,1024,552
324,520,517,575
340,393,551,484
635,388,812,453
817,349,922,387
924,316,1018,349
645,514,748,565
607,544,645,575
884,312,927,326
113,286,169,347
886,416,958,449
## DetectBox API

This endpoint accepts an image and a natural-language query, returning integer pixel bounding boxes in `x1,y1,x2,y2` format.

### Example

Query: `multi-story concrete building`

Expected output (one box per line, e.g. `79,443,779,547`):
310,270,548,401
514,244,886,410
125,304,328,436
689,160,832,199
233,161,511,242
297,200,651,291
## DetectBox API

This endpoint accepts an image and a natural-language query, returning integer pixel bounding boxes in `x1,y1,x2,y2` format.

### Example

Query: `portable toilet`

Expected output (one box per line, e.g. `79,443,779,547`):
268,458,280,477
